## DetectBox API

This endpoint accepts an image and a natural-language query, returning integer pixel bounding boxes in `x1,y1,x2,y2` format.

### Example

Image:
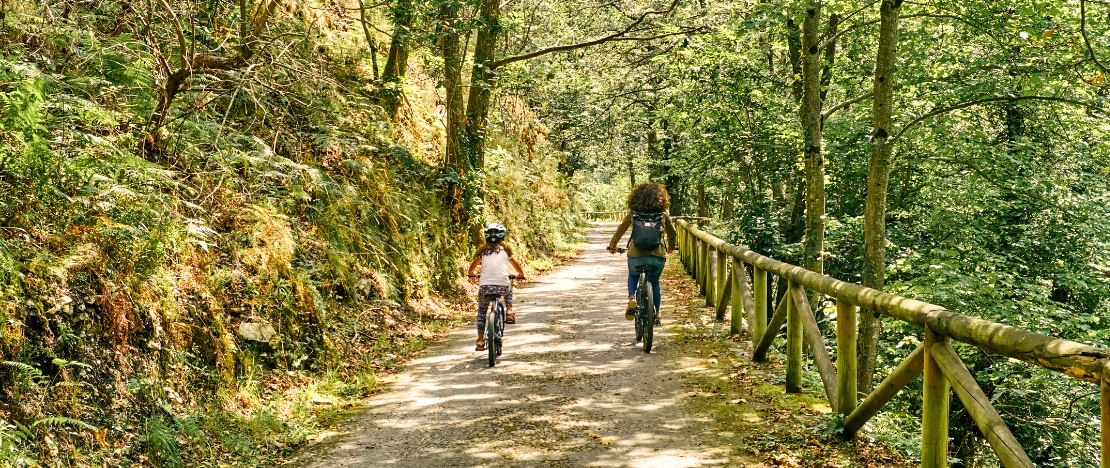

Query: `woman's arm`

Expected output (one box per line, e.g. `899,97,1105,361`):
608,212,632,252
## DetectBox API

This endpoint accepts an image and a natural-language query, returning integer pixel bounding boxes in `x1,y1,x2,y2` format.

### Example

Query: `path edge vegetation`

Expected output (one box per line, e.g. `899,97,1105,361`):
0,1,585,466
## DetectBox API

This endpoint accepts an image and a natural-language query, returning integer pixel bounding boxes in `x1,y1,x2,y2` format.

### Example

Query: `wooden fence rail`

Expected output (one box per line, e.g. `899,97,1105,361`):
675,219,1110,468
580,211,714,224
581,211,627,222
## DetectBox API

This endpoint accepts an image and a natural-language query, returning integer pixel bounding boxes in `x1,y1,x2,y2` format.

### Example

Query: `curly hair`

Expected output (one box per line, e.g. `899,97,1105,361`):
627,182,670,213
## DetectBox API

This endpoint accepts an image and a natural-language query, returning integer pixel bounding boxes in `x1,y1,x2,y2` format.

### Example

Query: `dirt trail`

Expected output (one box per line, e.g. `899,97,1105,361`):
300,224,743,467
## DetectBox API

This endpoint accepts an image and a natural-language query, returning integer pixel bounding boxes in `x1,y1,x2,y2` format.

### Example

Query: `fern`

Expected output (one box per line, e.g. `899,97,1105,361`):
0,361,43,382
30,416,97,432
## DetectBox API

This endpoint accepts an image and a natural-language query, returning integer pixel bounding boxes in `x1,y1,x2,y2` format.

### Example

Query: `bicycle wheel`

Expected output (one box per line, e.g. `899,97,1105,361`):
495,300,504,357
633,275,645,342
486,306,497,367
642,282,656,353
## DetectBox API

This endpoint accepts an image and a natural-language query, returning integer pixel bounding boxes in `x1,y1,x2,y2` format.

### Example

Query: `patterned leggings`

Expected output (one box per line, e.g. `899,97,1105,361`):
476,285,512,332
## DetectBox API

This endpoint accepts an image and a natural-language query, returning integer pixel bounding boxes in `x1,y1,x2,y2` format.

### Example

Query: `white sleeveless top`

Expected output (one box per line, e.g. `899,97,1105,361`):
479,248,512,287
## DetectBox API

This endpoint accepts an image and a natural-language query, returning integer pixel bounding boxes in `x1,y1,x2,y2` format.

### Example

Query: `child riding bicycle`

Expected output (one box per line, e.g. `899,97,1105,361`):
608,183,677,323
467,223,526,351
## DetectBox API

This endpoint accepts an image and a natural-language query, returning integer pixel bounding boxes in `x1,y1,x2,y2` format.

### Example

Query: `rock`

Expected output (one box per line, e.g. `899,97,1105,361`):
238,322,276,342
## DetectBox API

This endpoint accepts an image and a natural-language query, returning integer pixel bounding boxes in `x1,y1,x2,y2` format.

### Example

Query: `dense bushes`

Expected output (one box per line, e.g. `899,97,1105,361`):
0,1,579,465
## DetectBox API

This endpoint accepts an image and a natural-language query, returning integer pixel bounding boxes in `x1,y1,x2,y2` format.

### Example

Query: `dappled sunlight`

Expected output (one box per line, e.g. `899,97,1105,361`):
303,225,734,466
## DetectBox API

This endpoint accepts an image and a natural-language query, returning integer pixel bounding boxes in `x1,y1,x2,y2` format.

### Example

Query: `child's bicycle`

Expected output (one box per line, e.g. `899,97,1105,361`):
617,249,657,353
480,275,519,367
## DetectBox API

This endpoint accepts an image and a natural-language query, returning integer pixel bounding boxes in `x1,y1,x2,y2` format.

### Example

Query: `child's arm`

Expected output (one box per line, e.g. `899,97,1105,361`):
467,256,482,277
509,257,526,279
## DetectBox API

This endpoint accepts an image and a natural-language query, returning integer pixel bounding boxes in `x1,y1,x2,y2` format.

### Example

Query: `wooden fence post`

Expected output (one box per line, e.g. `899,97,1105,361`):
706,248,717,307
716,249,727,308
1102,373,1110,468
922,326,950,468
682,228,691,273
700,241,709,296
753,268,767,344
786,281,802,393
688,234,697,278
716,265,732,322
692,236,700,281
730,260,743,335
837,300,858,417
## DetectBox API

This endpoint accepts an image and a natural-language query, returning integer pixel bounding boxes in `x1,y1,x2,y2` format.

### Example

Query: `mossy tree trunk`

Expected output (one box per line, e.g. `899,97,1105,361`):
438,0,472,225
860,0,902,395
799,0,825,275
381,0,414,118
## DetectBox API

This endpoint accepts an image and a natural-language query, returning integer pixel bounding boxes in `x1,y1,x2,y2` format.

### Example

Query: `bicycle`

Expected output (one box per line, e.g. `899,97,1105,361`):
617,249,657,353
475,275,519,367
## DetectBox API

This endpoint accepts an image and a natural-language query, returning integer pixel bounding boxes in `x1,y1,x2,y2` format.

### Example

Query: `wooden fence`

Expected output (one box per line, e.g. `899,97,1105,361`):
581,211,627,222
676,219,1110,468
581,211,713,224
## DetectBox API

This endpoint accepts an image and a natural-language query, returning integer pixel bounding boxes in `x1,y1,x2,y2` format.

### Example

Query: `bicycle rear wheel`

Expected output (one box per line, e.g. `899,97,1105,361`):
634,275,645,342
486,306,497,367
495,301,504,357
642,282,655,353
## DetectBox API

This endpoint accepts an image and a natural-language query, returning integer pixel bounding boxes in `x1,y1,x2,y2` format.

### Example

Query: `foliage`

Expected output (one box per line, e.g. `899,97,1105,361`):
0,0,578,465
525,0,1110,465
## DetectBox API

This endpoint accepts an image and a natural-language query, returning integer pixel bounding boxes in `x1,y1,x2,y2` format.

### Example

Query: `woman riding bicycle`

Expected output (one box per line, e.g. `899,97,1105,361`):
607,183,677,321
467,223,525,351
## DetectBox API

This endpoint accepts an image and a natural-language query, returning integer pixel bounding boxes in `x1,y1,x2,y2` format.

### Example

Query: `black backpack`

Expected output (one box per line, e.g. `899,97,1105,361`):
630,211,665,251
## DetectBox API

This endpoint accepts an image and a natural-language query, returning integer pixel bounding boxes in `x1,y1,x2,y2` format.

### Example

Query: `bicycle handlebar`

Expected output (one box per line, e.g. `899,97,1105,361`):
467,274,524,280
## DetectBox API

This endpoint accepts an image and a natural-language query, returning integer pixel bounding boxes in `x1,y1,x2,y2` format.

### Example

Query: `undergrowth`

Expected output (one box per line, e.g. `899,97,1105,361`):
0,1,580,465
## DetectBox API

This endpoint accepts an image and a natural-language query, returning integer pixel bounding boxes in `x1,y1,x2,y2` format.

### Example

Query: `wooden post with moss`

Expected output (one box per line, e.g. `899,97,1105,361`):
716,249,728,311
706,248,717,307
837,299,858,416
700,241,710,297
922,326,950,468
753,267,768,343
730,259,744,335
716,266,732,322
786,281,803,393
1103,375,1110,468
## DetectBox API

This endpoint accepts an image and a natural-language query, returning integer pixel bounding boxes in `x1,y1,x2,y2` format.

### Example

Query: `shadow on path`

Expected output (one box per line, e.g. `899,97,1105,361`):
299,224,735,467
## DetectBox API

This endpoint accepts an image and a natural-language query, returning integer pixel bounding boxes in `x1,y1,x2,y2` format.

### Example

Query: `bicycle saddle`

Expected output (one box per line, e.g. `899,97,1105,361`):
635,265,659,273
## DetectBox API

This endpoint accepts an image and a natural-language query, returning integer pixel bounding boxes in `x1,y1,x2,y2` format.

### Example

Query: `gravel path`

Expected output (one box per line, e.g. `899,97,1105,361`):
301,224,736,467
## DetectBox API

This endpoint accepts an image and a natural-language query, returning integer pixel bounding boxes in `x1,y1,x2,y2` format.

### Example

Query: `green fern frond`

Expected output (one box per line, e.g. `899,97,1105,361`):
30,416,97,432
1,361,43,381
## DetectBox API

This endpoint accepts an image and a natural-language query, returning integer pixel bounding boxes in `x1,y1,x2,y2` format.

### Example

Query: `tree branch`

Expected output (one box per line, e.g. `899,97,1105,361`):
822,91,873,120
491,0,682,69
1080,0,1110,77
891,95,1106,144
156,0,188,68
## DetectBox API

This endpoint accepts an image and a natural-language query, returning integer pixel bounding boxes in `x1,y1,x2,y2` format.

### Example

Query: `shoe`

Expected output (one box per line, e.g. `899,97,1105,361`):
506,313,516,324
625,298,637,320
476,339,486,351
654,317,661,326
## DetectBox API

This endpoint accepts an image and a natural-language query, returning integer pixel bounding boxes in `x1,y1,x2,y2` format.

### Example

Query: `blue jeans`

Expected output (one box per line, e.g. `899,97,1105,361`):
628,256,666,312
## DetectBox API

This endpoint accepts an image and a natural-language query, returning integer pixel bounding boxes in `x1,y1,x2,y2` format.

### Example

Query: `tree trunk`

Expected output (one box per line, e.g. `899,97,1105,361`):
800,0,825,274
786,19,803,106
628,155,636,187
357,0,379,80
381,0,413,118
463,0,501,169
663,122,682,216
697,182,707,218
438,0,470,224
859,0,901,395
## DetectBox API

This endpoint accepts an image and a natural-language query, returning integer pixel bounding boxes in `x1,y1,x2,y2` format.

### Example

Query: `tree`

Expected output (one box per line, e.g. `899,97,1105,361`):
142,0,282,155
